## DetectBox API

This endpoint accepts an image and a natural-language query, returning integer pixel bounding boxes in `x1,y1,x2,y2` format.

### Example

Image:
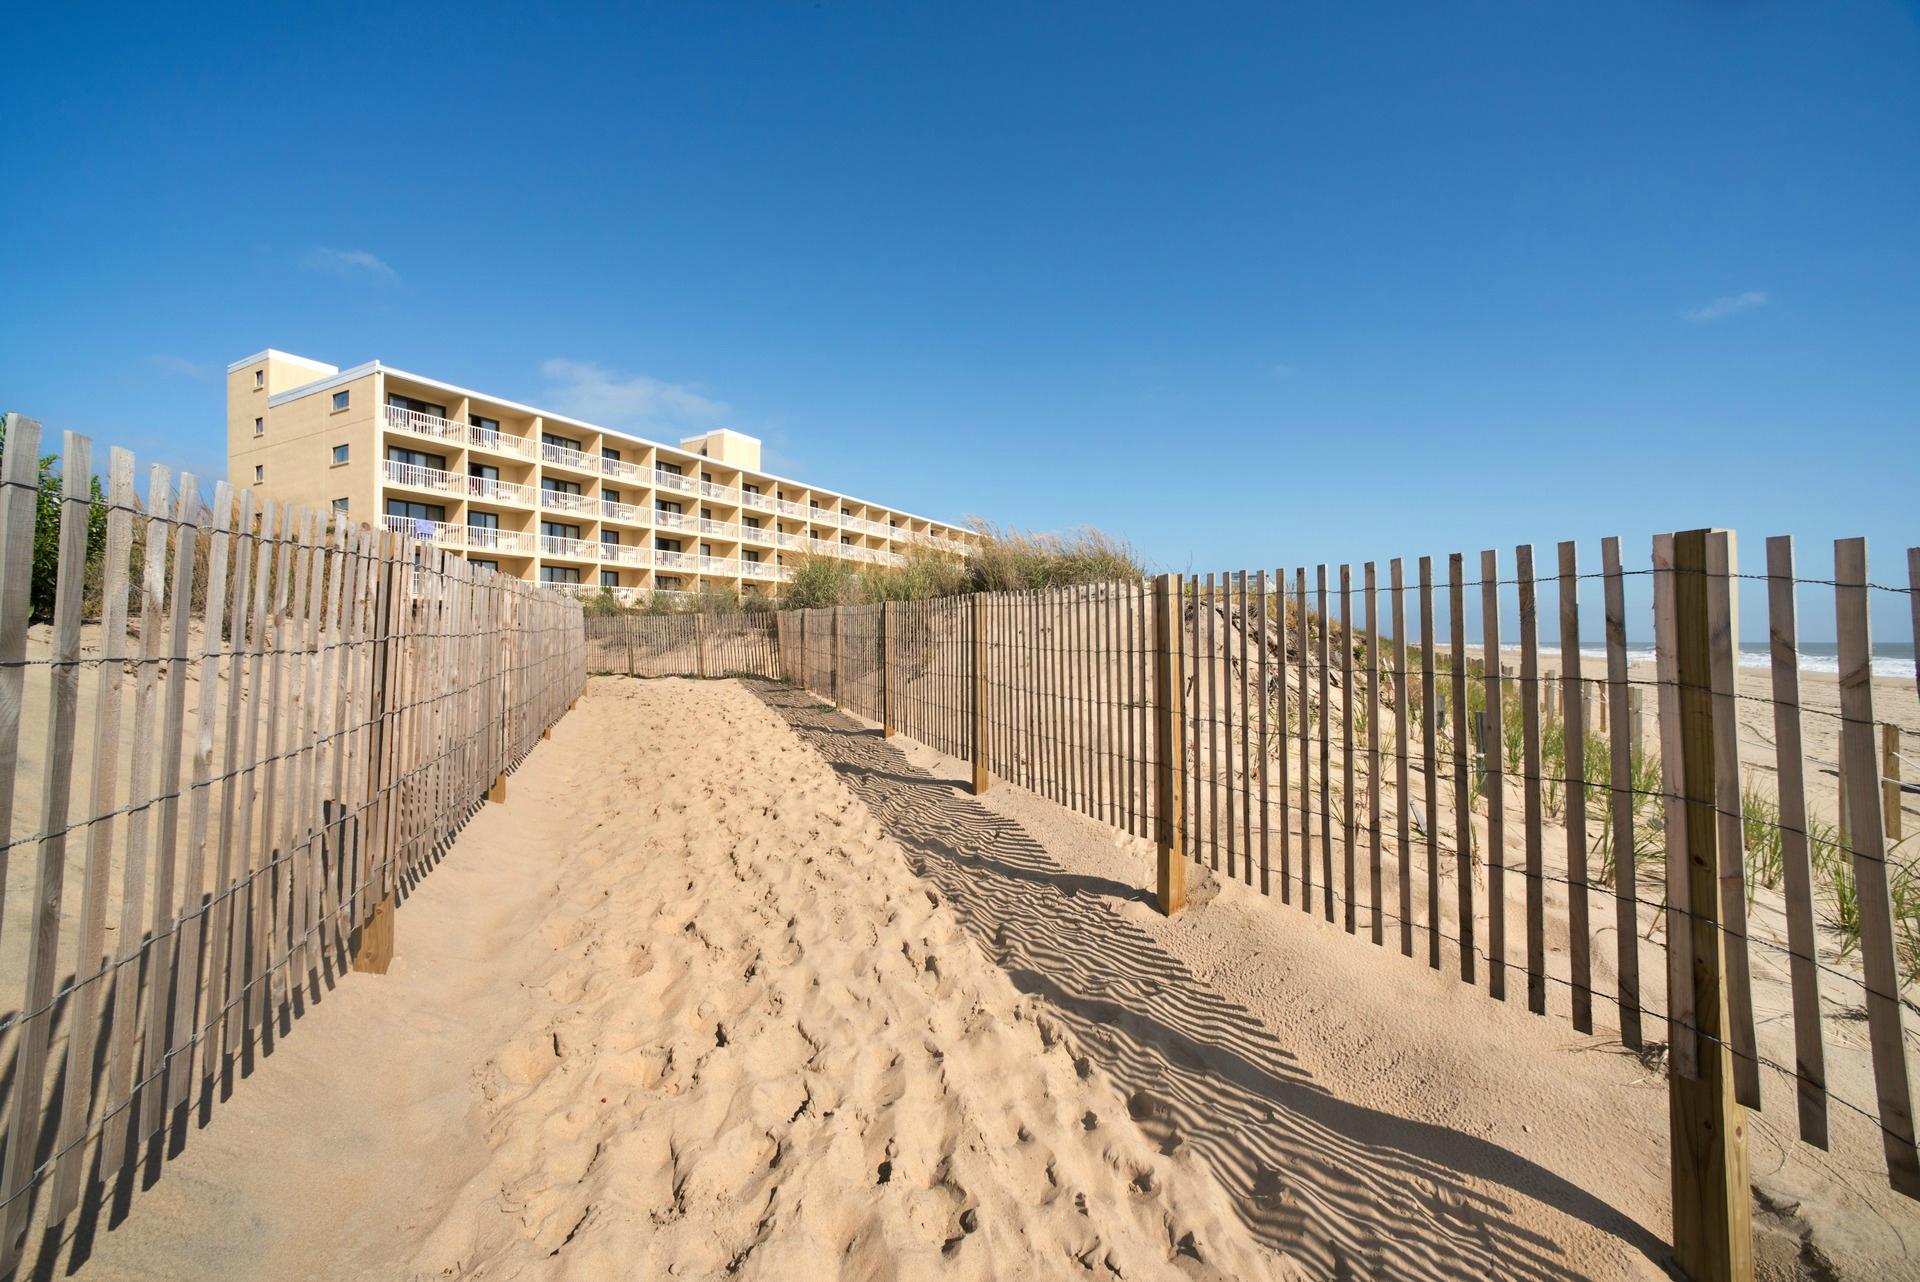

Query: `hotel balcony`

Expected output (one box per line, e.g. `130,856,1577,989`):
653,469,699,495
698,517,737,538
467,474,537,505
383,404,467,445
467,422,536,460
773,497,810,520
466,526,536,555
697,555,739,575
541,441,599,473
654,510,696,533
740,490,774,513
382,514,466,546
602,498,647,524
699,480,739,502
600,455,646,483
739,524,774,545
539,488,595,514
383,459,463,495
539,533,601,560
600,543,652,567
656,549,697,572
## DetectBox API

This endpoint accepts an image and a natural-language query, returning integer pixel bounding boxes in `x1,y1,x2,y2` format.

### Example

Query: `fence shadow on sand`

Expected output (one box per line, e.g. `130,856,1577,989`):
748,678,1669,1281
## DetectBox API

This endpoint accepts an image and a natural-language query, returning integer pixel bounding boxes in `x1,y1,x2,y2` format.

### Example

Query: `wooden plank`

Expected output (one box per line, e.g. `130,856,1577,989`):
1602,537,1641,1044
1665,528,1755,1282
1833,536,1920,1195
0,414,44,940
1517,543,1547,1014
971,594,989,795
48,447,137,1220
1298,567,1310,909
1419,556,1439,968
1207,575,1221,869
165,480,233,1110
0,432,92,1258
1481,550,1507,1000
1221,576,1236,878
1365,562,1382,944
1450,553,1474,983
1706,532,1760,1108
1317,565,1333,922
1257,571,1271,894
102,466,174,1160
1652,532,1698,1076
1340,564,1355,931
1240,573,1252,884
1559,541,1592,1030
1155,574,1186,914
1764,535,1828,1148
1391,559,1411,955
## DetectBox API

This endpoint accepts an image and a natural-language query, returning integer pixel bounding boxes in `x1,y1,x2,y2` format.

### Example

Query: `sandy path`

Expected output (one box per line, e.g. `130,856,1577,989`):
65,678,1294,1281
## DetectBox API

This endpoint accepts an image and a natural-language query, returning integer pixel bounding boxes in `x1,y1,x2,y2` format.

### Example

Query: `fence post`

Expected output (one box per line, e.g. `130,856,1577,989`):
624,610,634,677
971,594,989,795
1153,573,1187,915
798,611,808,691
881,600,896,738
1666,528,1753,1282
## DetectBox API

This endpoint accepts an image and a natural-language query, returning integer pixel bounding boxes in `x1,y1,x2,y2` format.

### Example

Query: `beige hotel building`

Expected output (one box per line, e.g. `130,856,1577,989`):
226,350,977,602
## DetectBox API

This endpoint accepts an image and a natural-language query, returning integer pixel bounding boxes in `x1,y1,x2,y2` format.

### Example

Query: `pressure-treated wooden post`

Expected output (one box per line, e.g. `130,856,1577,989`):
1666,528,1753,1282
624,610,634,676
970,594,989,795
881,600,896,738
695,611,708,678
1153,573,1187,915
488,772,507,803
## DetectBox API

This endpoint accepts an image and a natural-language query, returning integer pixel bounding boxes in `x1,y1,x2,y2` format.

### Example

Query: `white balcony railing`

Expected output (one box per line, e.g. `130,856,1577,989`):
467,423,536,460
742,560,777,579
698,517,737,538
466,474,537,505
600,543,651,567
382,514,464,546
773,498,809,519
773,531,804,550
539,534,600,560
656,550,696,571
465,526,535,555
654,509,694,532
541,442,598,472
539,488,593,513
600,455,644,482
698,555,739,575
602,499,645,523
700,480,738,502
383,404,466,443
654,469,698,494
738,524,773,544
383,459,461,494
740,490,774,512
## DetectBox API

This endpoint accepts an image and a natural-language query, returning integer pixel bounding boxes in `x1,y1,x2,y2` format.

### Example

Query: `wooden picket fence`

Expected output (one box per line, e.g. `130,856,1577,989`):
584,611,780,678
749,535,1915,1279
0,415,586,1269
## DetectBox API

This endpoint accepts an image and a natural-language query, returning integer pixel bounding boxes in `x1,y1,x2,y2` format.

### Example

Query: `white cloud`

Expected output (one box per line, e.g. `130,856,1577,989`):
301,246,397,280
1683,290,1769,322
146,353,213,380
540,358,730,432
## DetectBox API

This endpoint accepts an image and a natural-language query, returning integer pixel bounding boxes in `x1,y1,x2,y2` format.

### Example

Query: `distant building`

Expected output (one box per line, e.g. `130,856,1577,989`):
226,350,976,602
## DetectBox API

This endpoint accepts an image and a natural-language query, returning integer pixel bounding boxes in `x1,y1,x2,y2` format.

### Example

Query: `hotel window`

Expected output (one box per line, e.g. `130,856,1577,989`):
387,392,445,417
601,530,619,546
385,499,446,522
601,447,621,462
254,465,263,483
470,559,500,573
658,575,681,590
332,497,349,514
743,516,760,529
386,446,444,470
540,566,581,584
255,369,264,388
332,390,350,412
468,511,500,532
600,570,618,588
657,461,682,475
655,500,681,514
604,488,621,504
743,483,759,496
541,477,582,495
700,543,713,557
332,444,350,465
655,537,680,553
469,414,500,433
253,416,264,436
841,535,852,545
742,549,760,564
541,521,581,540
541,432,582,452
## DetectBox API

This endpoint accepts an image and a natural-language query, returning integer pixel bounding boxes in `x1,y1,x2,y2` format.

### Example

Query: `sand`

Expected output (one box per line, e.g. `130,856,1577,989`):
53,674,1914,1279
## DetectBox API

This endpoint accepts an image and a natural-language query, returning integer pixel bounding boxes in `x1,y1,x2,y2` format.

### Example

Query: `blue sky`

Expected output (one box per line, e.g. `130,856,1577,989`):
2,2,1916,639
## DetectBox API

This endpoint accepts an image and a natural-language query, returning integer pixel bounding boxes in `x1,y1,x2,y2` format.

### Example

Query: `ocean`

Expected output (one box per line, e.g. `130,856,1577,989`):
1557,641,1916,678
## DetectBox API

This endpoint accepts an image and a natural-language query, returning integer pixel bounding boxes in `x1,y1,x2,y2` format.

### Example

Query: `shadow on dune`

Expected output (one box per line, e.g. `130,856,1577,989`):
747,677,1671,1282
